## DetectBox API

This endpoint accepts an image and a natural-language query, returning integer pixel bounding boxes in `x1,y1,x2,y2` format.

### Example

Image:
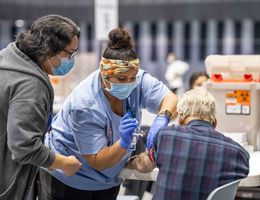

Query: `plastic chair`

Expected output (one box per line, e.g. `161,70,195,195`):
207,179,242,200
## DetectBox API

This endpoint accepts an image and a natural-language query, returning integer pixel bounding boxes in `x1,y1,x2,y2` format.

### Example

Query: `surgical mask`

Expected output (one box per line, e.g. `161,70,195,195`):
50,56,75,76
105,80,138,100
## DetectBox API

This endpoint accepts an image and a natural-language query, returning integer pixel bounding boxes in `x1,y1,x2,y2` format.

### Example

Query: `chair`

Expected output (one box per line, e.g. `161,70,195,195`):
207,179,242,200
116,195,140,200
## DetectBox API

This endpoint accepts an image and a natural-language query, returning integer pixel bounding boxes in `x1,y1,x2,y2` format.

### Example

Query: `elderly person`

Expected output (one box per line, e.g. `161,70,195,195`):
0,15,82,200
128,88,249,200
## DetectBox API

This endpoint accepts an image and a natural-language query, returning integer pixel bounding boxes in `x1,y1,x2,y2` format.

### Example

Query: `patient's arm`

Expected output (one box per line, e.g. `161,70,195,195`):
125,152,156,173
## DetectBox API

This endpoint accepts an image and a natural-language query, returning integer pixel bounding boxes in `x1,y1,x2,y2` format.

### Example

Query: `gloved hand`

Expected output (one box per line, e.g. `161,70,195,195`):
146,115,169,150
119,112,138,149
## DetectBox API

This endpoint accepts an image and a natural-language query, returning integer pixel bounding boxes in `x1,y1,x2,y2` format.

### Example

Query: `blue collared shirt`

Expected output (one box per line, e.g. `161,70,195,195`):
44,69,170,190
153,120,250,200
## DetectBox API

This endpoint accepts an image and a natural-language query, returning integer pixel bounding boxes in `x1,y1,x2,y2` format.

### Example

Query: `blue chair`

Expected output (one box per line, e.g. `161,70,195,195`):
207,179,242,200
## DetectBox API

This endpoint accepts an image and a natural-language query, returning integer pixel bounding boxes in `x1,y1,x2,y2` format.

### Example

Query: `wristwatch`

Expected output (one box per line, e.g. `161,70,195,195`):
158,109,173,120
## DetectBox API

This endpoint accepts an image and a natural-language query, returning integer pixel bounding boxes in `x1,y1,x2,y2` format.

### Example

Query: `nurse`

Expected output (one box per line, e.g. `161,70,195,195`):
39,27,178,200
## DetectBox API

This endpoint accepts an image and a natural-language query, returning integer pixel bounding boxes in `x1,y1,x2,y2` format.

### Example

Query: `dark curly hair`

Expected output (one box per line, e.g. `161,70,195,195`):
16,14,80,66
103,27,137,61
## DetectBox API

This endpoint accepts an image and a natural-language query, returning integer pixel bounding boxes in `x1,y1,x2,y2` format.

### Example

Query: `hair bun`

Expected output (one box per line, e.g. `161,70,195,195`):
107,28,133,50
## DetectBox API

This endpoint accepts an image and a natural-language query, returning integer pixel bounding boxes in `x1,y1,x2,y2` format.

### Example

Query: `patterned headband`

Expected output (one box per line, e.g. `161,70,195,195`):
100,57,140,79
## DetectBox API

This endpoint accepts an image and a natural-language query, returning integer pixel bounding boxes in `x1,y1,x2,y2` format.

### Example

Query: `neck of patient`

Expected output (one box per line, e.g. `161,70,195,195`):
184,116,211,126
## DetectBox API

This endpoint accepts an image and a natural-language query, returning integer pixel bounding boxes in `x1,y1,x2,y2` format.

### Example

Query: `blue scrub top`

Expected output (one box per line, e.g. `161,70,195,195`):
44,69,170,190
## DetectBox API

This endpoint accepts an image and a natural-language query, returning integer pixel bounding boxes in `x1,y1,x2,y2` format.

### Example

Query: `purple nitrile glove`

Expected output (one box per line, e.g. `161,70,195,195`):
146,115,169,150
119,112,138,149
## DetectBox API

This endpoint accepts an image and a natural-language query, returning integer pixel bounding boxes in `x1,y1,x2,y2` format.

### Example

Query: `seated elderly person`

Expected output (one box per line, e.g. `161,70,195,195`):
126,88,249,200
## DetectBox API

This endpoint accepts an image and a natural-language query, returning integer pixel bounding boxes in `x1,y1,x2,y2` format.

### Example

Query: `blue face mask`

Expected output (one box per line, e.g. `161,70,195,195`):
105,80,138,100
51,56,75,76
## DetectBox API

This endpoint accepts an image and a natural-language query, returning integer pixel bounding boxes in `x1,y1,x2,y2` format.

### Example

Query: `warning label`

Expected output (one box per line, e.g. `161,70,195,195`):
225,90,250,115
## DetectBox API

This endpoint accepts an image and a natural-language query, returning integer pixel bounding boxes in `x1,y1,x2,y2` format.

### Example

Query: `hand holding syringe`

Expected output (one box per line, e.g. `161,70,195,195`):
127,111,145,151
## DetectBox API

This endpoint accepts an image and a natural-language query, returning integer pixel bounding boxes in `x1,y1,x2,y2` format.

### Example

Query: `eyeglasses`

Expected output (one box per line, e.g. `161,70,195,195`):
63,48,78,59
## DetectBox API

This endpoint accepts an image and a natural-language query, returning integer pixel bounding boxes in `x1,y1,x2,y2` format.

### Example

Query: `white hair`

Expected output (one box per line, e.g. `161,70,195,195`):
177,88,216,125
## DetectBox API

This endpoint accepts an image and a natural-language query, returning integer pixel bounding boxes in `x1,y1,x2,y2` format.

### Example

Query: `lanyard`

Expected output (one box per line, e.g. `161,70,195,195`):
105,117,113,146
45,103,53,149
45,102,53,132
46,112,53,132
105,99,132,146
126,98,136,118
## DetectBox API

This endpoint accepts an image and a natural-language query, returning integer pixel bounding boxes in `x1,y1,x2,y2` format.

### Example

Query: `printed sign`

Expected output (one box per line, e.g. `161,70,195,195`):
225,90,250,115
95,0,118,41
